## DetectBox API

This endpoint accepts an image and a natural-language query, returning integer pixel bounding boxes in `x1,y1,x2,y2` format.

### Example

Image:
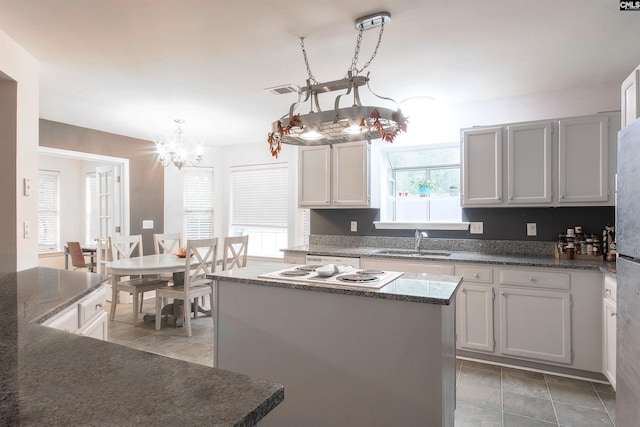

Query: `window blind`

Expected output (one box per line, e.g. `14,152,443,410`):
38,170,60,252
231,164,288,228
86,173,98,244
183,167,214,239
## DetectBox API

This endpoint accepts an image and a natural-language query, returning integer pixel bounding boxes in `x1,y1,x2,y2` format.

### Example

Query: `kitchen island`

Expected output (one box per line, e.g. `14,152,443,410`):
0,267,283,426
210,262,462,427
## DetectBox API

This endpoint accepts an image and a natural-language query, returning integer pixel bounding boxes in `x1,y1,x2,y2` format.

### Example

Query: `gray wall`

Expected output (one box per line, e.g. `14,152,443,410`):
39,119,164,253
310,207,615,242
0,76,17,272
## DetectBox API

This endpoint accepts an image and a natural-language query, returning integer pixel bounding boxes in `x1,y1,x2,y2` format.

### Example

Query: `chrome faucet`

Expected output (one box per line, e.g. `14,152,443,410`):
414,229,428,252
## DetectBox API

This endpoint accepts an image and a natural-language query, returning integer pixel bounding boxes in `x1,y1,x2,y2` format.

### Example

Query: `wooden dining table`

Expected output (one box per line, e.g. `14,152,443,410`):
106,254,210,326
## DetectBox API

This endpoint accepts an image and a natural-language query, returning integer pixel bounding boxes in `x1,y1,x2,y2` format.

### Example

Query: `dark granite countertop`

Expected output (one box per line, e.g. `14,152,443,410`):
0,267,283,426
209,262,462,305
283,244,617,278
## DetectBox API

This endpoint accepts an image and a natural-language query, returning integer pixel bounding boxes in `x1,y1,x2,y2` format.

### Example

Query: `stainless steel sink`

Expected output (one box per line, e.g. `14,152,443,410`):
375,249,451,257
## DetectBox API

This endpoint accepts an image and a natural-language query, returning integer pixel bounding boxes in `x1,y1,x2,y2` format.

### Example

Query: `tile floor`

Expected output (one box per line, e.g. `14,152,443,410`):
106,302,616,426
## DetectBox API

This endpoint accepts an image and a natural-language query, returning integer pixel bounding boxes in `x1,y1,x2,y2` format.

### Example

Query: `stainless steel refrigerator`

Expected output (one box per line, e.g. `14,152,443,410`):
616,117,640,425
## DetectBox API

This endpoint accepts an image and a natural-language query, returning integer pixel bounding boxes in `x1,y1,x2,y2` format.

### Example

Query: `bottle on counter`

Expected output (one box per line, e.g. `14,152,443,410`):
593,236,600,257
602,227,609,260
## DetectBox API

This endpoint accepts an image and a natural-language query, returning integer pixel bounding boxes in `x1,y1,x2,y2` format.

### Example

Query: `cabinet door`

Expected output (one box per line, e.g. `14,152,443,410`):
462,127,503,206
603,297,617,390
507,122,552,204
299,146,331,207
332,141,369,206
621,68,639,128
79,311,108,341
499,288,571,364
557,116,608,203
458,284,494,352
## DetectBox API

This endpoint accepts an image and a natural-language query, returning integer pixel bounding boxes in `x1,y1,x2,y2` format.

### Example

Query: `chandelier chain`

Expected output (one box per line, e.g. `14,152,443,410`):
300,37,318,85
347,22,385,77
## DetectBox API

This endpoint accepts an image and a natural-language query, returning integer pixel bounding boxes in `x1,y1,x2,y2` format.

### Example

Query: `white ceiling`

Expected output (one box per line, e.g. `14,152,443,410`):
0,1,639,147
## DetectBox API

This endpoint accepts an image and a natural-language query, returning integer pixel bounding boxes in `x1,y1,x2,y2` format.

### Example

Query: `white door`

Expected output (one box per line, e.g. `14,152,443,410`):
298,146,331,207
457,284,494,352
332,141,369,206
557,116,608,203
603,297,616,390
462,127,503,206
499,288,571,364
507,122,552,204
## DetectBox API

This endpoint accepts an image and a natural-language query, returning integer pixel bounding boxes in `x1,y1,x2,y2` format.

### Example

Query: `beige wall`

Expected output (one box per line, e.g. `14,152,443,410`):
0,28,39,272
39,120,164,255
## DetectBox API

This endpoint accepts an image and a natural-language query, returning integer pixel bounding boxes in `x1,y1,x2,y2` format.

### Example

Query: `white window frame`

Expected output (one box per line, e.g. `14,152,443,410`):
38,169,60,253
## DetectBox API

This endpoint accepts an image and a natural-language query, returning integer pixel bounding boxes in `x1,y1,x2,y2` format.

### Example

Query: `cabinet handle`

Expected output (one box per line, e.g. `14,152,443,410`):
605,289,611,294
473,273,479,278
96,303,104,310
611,312,617,317
560,194,565,199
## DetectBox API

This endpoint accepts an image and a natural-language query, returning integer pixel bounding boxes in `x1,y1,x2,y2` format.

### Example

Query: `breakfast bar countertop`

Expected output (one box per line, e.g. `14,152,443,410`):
210,262,462,305
0,267,283,426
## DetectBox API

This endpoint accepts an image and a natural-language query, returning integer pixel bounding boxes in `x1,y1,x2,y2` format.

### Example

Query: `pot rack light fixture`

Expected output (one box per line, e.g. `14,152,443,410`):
156,119,204,170
267,11,407,158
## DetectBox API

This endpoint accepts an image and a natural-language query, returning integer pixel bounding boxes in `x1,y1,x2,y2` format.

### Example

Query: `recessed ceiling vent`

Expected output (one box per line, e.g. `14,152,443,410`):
265,84,299,96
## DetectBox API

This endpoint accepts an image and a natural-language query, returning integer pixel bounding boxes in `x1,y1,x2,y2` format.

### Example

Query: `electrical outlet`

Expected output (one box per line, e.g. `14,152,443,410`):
527,223,537,236
23,221,30,238
350,221,358,232
142,220,154,229
470,222,483,234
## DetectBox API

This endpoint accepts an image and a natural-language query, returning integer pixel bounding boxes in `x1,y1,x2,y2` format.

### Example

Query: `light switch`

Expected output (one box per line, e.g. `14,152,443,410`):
23,178,30,196
142,220,154,230
527,223,537,236
469,222,483,234
23,221,30,238
350,221,358,232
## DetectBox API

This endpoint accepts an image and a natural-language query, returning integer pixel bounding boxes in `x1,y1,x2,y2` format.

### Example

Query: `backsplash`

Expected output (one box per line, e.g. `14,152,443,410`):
309,234,556,257
310,206,615,242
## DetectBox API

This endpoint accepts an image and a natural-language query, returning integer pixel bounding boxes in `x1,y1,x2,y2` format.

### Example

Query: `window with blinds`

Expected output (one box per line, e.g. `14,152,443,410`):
230,164,288,258
86,173,99,244
38,170,60,252
184,167,214,239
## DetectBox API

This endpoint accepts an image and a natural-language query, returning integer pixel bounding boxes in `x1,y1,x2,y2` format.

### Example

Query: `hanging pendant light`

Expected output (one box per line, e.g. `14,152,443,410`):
157,119,204,170
267,11,408,158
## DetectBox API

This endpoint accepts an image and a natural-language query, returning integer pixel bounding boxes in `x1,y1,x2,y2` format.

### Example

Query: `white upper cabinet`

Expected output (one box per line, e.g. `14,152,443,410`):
462,127,503,206
462,113,616,207
621,66,640,128
299,140,371,208
558,116,608,203
507,122,553,204
298,145,331,207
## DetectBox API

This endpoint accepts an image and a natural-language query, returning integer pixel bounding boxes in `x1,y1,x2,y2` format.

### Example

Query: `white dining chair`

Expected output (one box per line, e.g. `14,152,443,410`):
222,235,249,270
108,235,168,325
153,232,181,255
155,238,217,337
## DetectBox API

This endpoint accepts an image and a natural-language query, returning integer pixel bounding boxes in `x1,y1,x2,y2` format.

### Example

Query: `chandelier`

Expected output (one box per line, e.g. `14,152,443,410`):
156,119,204,169
267,11,407,158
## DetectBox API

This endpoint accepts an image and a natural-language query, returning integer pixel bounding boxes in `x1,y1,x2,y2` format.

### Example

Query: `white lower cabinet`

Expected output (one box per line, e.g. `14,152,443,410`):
455,265,495,353
499,287,571,364
42,287,108,341
603,275,617,390
361,257,604,373
458,284,494,352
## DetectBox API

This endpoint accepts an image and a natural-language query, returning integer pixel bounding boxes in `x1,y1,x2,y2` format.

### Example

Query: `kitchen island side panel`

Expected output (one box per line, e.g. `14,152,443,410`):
214,279,455,427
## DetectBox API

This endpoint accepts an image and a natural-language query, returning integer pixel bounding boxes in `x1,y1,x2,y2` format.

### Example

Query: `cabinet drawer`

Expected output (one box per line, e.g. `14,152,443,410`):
604,275,617,302
499,269,570,290
79,289,106,327
42,307,79,333
455,265,494,284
